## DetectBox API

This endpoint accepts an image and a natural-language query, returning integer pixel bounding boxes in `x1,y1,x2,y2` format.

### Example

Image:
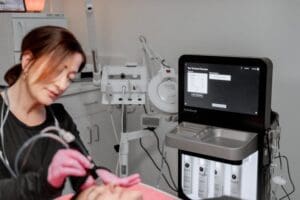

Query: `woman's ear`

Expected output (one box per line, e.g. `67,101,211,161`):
21,51,33,73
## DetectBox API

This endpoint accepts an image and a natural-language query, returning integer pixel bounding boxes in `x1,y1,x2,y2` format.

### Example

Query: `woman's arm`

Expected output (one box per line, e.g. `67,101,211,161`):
51,104,95,192
51,104,141,192
0,169,62,200
0,148,92,200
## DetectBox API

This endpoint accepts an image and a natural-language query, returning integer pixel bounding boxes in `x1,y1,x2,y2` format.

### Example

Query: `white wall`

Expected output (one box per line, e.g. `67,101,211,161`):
58,0,299,198
0,14,15,85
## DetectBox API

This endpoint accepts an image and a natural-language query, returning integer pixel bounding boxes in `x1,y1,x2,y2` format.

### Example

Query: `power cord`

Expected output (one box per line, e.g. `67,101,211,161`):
140,105,178,192
148,128,178,190
14,131,69,175
281,186,291,200
267,112,295,200
274,155,295,200
139,137,178,192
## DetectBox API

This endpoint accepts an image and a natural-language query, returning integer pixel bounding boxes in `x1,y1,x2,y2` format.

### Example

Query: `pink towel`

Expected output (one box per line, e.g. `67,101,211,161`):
55,193,74,200
55,183,179,200
128,183,179,200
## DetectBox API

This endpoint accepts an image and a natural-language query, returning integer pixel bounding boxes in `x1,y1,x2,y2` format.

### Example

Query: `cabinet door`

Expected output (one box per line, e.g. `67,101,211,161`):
72,116,92,153
56,87,103,154
12,16,67,52
56,87,119,168
57,88,103,119
88,111,120,171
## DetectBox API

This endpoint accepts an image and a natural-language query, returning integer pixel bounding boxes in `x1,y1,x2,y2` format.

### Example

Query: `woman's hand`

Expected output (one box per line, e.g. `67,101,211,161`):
78,169,141,191
97,169,141,187
47,149,92,188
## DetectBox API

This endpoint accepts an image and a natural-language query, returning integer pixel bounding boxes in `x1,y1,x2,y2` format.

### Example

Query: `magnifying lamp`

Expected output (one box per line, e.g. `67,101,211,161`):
148,67,178,114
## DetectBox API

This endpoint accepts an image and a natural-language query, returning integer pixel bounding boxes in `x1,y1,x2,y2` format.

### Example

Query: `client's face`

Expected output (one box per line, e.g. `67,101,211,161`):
75,184,143,200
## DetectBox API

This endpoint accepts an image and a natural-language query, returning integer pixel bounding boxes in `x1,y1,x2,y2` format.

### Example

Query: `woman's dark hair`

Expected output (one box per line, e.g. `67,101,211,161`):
4,25,86,86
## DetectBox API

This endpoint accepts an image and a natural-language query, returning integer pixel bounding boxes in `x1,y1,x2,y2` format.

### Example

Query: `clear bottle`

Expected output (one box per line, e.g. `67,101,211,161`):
214,162,224,197
230,165,242,198
198,158,209,199
182,155,193,195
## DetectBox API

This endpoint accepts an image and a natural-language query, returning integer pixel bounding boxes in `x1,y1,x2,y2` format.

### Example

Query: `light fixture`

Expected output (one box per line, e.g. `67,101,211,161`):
25,0,46,12
148,67,178,114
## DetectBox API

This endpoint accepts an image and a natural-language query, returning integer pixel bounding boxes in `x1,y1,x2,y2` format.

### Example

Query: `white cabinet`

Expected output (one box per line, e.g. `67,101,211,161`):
56,83,102,154
12,13,67,52
56,82,120,170
0,13,67,85
59,85,121,194
88,111,119,169
71,116,93,153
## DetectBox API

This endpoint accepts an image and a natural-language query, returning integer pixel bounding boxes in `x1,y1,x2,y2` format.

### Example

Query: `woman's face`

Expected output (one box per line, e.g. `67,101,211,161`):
24,52,83,106
75,184,143,200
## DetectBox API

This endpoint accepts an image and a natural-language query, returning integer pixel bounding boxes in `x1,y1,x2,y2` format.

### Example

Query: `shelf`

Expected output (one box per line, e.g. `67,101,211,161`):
62,82,100,97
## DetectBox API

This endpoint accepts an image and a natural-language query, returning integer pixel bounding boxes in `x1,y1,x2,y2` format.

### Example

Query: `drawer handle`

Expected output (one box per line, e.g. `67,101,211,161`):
93,124,100,142
83,100,99,105
87,126,92,144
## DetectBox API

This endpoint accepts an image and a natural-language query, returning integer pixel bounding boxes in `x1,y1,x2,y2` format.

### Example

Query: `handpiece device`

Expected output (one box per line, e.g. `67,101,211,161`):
69,139,99,180
59,130,100,186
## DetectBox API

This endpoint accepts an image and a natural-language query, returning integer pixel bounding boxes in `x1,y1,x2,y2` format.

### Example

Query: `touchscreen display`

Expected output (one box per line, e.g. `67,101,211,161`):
184,62,260,115
179,55,272,132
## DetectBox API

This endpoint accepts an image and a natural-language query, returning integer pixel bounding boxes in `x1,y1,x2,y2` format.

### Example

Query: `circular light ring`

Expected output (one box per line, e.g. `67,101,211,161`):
148,70,178,114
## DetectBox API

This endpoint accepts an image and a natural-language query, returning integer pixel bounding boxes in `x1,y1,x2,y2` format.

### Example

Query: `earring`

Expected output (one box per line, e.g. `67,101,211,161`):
23,72,28,80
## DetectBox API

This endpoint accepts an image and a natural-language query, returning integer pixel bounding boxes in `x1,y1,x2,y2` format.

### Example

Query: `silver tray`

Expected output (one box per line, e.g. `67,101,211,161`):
166,122,258,161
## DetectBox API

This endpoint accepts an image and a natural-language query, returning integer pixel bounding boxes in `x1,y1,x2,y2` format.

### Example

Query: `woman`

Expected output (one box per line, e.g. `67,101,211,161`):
0,26,140,199
71,184,142,200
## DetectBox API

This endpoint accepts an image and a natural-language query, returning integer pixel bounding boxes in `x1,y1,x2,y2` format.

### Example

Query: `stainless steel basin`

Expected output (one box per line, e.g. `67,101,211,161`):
201,128,255,148
166,122,258,161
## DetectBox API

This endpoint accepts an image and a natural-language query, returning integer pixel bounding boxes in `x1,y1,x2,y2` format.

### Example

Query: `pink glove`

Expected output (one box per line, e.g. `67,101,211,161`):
97,169,141,187
47,149,92,188
79,169,141,190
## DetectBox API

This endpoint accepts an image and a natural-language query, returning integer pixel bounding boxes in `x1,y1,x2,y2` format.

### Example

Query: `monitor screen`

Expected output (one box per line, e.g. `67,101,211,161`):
184,62,260,115
179,55,273,132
